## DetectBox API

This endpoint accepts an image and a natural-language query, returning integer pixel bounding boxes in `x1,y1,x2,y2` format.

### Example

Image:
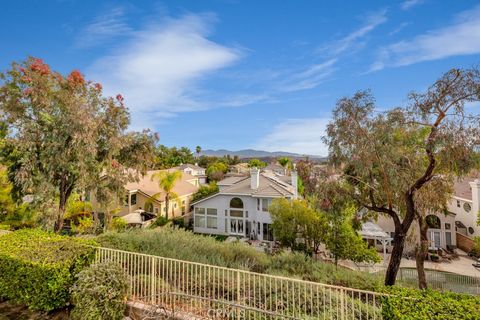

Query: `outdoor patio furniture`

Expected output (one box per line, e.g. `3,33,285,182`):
473,258,480,269
438,249,452,263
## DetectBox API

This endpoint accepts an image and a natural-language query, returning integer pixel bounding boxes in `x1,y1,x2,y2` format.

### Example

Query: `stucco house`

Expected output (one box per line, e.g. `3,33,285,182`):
91,169,199,226
375,177,480,252
192,168,298,241
175,163,207,185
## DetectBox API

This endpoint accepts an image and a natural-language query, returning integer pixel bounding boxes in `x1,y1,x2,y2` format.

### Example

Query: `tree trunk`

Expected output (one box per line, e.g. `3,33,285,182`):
54,178,73,233
384,228,406,286
55,199,66,233
415,216,429,289
165,194,169,220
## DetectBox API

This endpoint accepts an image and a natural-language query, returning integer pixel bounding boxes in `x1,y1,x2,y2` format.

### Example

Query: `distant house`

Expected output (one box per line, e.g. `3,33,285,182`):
375,178,480,251
192,168,298,241
230,163,250,174
175,163,207,185
448,178,480,238
264,163,286,175
90,169,199,226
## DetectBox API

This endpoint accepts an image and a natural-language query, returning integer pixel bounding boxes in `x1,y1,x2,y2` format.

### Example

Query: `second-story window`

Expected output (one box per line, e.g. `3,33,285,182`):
130,193,137,205
261,198,272,211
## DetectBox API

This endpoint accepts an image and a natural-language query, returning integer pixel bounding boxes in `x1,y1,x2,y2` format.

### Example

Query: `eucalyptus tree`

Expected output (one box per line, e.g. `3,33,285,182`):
324,68,480,286
0,57,157,232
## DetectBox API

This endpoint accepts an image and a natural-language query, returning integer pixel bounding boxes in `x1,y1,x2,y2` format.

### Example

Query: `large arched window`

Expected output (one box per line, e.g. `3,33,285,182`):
230,197,244,209
426,215,441,229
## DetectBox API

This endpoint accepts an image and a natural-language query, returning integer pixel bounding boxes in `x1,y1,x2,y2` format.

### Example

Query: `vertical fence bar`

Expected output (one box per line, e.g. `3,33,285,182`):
94,247,396,319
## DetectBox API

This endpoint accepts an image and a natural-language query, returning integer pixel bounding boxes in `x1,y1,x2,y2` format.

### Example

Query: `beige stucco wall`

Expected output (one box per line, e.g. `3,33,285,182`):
89,190,194,219
376,212,456,253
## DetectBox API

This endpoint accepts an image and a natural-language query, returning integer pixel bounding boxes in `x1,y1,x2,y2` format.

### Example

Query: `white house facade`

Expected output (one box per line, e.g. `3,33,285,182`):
375,177,480,252
192,168,297,241
176,164,207,185
447,178,480,238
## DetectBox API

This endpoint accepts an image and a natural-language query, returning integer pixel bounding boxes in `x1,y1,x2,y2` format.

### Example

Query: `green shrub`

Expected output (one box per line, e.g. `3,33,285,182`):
111,217,127,232
381,287,480,320
470,236,480,258
98,228,270,272
149,216,169,228
0,229,96,311
172,216,185,228
97,228,381,290
192,182,219,202
71,262,128,320
267,252,382,291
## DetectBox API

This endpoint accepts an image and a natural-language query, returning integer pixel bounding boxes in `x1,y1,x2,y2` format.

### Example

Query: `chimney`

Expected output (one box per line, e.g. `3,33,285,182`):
250,167,260,189
469,179,480,215
291,170,298,199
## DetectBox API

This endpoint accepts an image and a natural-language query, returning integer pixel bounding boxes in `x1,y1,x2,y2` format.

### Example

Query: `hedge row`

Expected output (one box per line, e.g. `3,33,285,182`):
382,287,480,320
0,229,96,311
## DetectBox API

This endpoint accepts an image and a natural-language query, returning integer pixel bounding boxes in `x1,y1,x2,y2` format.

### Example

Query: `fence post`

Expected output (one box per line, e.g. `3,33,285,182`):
340,288,345,320
236,270,241,318
151,256,156,305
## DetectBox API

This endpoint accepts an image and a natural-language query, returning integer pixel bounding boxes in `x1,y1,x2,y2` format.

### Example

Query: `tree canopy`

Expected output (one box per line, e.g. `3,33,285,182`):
154,145,194,169
324,68,480,286
0,57,157,231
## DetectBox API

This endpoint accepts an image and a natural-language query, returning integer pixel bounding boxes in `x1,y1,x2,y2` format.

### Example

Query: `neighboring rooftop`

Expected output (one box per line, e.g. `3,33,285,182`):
176,163,205,171
125,169,199,202
453,177,479,201
219,172,295,198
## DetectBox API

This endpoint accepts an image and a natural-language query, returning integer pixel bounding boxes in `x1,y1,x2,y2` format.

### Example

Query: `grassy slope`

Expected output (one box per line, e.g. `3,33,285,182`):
97,228,382,292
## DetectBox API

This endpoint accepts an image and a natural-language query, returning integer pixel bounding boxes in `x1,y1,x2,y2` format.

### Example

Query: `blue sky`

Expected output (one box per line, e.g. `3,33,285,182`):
1,1,480,156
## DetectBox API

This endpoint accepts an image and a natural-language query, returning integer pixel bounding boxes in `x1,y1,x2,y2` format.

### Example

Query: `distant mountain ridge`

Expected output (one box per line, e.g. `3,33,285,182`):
199,149,325,159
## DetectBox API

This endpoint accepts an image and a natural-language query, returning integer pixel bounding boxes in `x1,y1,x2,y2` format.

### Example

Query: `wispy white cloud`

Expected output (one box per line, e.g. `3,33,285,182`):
76,7,132,48
388,22,410,36
400,0,424,11
318,9,388,56
87,13,242,130
371,5,480,71
281,59,337,92
254,118,330,156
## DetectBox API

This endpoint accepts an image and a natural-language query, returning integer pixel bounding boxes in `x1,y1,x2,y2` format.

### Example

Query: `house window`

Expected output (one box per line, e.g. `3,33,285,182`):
257,198,260,210
456,200,461,208
426,215,441,229
230,197,244,209
230,210,243,217
194,207,206,228
207,216,217,229
130,193,137,205
469,227,475,235
446,232,452,246
155,207,159,214
195,207,217,229
195,215,206,228
124,194,129,206
261,199,272,212
445,223,451,230
263,223,274,241
464,203,472,212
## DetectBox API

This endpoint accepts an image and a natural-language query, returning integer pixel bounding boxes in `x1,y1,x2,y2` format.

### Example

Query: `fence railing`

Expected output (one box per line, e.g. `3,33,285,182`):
95,246,386,319
355,265,480,295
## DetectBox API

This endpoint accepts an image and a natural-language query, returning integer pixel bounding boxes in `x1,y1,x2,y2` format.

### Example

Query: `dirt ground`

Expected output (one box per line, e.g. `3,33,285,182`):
0,301,70,320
